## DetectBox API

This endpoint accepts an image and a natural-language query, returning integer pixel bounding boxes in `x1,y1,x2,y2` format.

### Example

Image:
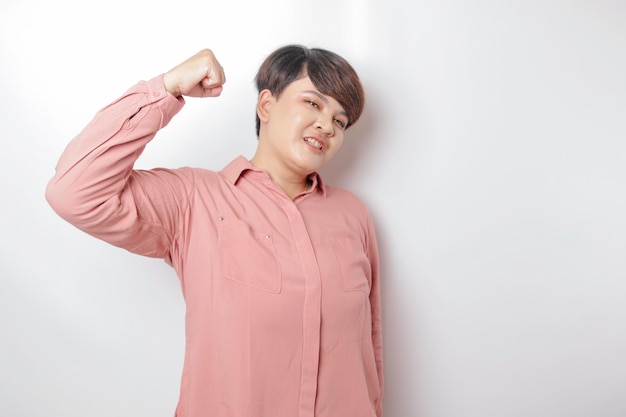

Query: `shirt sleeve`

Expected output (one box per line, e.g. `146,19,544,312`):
45,75,189,259
367,214,384,416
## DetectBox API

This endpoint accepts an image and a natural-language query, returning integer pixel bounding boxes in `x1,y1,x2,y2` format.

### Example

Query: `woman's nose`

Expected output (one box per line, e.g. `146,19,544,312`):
315,115,334,136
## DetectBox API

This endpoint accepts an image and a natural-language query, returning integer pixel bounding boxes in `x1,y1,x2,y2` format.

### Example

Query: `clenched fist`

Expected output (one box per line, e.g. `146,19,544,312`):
163,49,226,98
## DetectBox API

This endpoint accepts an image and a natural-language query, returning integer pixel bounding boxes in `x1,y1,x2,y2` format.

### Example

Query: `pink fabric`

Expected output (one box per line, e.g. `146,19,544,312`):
46,75,383,417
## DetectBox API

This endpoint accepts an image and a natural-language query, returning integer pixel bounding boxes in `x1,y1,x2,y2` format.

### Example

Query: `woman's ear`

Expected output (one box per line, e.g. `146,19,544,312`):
256,89,273,123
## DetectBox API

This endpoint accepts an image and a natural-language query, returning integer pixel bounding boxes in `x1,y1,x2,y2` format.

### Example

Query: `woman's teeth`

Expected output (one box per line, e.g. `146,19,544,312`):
304,137,322,149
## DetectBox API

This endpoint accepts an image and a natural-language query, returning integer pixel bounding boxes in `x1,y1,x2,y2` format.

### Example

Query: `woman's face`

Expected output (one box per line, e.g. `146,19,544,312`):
257,76,349,176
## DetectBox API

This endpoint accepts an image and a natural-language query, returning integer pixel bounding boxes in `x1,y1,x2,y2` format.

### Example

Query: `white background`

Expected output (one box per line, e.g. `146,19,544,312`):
1,1,625,416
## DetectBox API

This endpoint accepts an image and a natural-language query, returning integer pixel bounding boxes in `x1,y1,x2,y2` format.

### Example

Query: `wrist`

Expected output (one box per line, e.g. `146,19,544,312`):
162,72,180,97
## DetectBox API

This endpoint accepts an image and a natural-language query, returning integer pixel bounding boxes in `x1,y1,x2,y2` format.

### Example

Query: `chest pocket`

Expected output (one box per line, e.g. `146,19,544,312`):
218,217,281,293
328,235,372,293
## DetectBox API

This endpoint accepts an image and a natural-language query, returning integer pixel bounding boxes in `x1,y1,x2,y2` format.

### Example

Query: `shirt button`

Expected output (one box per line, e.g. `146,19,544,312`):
265,234,271,239
219,217,224,221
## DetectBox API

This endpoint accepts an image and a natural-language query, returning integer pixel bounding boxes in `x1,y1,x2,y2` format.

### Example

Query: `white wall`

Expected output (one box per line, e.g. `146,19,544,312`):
1,1,625,416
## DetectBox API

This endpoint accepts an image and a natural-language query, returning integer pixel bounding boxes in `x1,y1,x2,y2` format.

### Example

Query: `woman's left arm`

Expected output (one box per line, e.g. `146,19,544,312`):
367,214,384,416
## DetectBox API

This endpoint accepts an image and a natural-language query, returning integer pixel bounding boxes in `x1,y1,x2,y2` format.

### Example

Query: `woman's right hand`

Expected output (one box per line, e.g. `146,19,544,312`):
163,49,226,98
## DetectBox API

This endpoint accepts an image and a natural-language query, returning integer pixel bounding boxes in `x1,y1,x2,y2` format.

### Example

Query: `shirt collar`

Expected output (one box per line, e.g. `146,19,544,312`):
220,156,327,197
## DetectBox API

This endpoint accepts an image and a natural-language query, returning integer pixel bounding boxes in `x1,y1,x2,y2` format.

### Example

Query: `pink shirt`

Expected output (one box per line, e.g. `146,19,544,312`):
46,75,383,417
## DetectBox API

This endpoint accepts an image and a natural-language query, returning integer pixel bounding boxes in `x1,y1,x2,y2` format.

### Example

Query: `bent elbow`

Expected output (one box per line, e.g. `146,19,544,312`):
45,177,91,225
45,177,72,220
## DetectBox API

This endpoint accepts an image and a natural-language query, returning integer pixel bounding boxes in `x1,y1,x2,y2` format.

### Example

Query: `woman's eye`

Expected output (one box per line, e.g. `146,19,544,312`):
334,119,347,129
307,100,319,109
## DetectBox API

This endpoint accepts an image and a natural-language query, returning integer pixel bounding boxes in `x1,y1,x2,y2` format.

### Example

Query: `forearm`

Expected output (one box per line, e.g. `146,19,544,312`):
368,216,384,416
371,280,384,417
46,75,184,239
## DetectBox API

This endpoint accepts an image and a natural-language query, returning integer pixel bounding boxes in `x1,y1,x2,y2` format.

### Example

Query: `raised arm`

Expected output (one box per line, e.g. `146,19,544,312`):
45,49,226,258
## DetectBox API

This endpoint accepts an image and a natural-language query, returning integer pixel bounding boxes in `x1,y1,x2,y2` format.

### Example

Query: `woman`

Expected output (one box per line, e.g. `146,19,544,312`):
46,45,383,417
